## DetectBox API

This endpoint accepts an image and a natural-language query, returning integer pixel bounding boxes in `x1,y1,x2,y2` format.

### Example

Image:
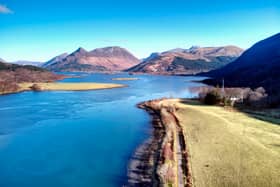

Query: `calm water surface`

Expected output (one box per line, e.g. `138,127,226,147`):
0,73,205,187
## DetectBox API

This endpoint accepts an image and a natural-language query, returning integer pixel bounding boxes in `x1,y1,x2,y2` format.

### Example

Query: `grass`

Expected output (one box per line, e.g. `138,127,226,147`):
240,108,280,125
161,99,280,187
18,82,126,92
112,77,139,81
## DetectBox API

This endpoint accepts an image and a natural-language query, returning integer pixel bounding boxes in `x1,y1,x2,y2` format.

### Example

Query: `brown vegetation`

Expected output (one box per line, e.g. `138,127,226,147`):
192,86,269,108
0,61,66,94
29,83,42,91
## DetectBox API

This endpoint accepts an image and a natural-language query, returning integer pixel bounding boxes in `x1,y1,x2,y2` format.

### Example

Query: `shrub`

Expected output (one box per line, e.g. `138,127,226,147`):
204,91,221,105
0,80,19,93
243,87,268,108
30,84,41,91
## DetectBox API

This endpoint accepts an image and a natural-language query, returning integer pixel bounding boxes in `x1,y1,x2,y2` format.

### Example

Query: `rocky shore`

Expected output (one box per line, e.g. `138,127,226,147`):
127,99,192,187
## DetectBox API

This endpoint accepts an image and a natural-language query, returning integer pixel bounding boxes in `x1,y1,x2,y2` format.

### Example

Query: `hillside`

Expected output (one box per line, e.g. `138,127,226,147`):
127,46,243,75
0,61,46,72
42,53,69,68
43,46,140,72
203,33,280,106
0,61,64,94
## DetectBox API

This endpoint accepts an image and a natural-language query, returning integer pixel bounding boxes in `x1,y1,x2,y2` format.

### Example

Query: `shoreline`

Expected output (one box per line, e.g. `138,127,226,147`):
127,99,192,187
112,77,139,81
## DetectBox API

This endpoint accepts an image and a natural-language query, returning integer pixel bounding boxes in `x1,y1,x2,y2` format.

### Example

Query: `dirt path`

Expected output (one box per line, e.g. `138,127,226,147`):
175,127,184,187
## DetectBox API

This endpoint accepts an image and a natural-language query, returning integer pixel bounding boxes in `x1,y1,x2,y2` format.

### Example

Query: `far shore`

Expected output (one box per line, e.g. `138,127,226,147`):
112,77,139,81
0,82,126,95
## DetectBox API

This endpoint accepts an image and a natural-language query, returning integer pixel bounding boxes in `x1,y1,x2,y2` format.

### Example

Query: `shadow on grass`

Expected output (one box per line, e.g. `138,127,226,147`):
239,109,280,125
178,98,205,106
179,98,280,125
233,103,280,125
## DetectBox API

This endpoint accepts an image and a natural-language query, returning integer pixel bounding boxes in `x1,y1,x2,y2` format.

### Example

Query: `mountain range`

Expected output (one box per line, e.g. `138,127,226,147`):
42,46,140,72
3,45,243,74
127,46,244,75
203,33,280,105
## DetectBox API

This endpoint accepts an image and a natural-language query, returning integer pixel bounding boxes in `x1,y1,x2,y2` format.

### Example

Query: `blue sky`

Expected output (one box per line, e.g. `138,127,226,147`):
0,0,279,61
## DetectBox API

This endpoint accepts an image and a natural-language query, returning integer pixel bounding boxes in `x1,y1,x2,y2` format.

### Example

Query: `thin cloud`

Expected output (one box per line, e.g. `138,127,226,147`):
0,4,13,14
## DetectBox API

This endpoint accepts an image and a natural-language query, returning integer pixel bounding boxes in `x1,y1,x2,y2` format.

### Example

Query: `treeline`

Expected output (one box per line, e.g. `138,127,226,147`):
202,77,280,108
0,62,64,94
191,86,274,108
0,62,45,71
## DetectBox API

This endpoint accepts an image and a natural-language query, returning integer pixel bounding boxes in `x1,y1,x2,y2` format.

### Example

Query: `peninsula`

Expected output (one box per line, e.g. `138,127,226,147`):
0,61,126,95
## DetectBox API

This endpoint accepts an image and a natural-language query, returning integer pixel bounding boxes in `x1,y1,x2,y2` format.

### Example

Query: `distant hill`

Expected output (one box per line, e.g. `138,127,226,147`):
42,53,68,68
10,60,43,66
127,46,243,75
43,46,140,72
203,33,280,106
0,61,64,94
0,61,45,71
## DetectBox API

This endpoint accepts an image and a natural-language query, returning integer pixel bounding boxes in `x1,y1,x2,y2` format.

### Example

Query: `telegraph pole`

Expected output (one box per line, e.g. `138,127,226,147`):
222,78,225,97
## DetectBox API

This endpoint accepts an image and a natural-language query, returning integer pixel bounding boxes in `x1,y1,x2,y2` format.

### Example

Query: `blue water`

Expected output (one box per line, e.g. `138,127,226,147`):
0,73,205,187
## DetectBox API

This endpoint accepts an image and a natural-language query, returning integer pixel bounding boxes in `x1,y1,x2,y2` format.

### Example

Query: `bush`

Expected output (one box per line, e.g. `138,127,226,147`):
30,84,41,91
244,87,268,108
204,91,221,105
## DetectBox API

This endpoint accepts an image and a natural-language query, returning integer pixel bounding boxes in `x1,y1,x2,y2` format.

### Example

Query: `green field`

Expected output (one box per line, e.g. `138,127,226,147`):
167,99,280,187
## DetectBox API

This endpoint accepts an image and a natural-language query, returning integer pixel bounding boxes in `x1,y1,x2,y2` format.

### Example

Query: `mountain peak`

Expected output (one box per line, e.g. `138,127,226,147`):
75,47,87,53
188,45,201,51
43,46,140,72
91,46,127,53
68,47,88,57
165,48,185,53
89,46,136,58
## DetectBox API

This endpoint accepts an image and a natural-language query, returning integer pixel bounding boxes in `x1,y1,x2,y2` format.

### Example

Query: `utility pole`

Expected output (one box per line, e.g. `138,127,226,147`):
222,78,225,97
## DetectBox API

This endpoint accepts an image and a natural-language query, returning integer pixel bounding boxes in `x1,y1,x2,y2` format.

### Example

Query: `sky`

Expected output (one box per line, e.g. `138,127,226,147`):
0,0,280,62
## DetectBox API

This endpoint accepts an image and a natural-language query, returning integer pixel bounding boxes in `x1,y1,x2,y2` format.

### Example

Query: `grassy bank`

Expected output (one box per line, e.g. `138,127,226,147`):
0,82,126,95
161,99,280,187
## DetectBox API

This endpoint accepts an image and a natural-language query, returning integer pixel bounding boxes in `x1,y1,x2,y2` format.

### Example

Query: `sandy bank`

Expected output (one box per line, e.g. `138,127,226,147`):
0,82,126,95
19,82,126,91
